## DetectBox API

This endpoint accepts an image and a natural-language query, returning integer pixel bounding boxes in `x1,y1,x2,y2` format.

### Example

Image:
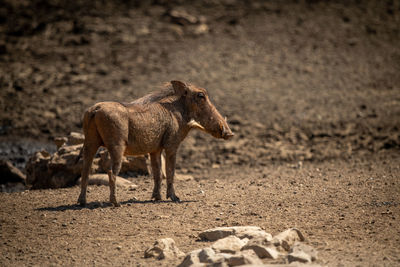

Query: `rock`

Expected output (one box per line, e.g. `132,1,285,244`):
236,227,272,241
165,24,184,38
121,155,148,175
50,144,83,171
26,133,148,189
185,249,261,266
144,238,185,260
99,150,149,175
0,159,26,184
179,243,262,266
180,262,206,267
241,236,271,247
224,250,263,266
212,236,248,254
190,24,209,35
288,250,311,263
241,239,280,259
54,137,67,149
26,144,99,189
213,263,228,267
47,144,85,178
25,150,52,188
77,174,138,189
272,228,305,251
199,226,272,241
287,242,318,263
178,248,227,267
66,132,84,145
184,227,316,267
175,174,194,181
168,8,200,25
199,227,234,241
198,247,216,262
206,254,227,266
240,264,320,267
178,249,202,267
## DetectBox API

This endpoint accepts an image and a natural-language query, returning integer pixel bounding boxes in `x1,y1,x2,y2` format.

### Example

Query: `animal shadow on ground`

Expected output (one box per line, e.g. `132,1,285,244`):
36,199,198,212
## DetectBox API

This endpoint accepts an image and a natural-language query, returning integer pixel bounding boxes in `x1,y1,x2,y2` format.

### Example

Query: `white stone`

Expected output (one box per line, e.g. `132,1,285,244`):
235,227,273,241
179,248,228,266
205,254,227,265
289,242,318,262
272,228,305,251
211,236,248,254
241,241,280,259
144,238,185,260
198,247,216,262
224,250,263,266
288,250,312,263
241,264,321,267
178,249,202,267
199,227,235,241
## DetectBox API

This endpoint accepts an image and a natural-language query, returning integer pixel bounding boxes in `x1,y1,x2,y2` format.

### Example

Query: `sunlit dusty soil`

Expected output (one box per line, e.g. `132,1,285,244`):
1,152,399,266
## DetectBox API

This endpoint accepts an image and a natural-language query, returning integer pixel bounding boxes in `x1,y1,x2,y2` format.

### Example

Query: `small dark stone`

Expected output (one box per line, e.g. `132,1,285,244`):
13,83,24,92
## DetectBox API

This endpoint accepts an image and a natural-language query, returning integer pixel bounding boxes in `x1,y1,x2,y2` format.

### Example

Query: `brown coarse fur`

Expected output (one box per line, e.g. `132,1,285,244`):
77,81,234,206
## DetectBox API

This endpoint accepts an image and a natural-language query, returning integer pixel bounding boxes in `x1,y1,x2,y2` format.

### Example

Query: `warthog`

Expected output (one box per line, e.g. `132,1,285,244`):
78,81,234,206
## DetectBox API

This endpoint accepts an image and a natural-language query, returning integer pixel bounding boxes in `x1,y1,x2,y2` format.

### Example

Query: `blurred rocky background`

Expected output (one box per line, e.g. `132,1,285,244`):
0,0,399,188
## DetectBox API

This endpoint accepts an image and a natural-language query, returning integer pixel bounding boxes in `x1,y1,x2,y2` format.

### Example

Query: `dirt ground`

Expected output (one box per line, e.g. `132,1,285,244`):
1,152,400,266
0,0,399,266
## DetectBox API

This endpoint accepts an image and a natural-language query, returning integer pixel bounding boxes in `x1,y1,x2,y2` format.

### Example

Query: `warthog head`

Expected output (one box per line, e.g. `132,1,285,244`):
171,80,234,140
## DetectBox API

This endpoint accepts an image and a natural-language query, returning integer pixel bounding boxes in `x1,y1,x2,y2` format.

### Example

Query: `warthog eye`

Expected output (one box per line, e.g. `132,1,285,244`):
197,92,205,99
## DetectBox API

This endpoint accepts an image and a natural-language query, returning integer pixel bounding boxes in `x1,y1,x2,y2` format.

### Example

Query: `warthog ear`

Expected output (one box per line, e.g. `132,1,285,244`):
171,80,188,97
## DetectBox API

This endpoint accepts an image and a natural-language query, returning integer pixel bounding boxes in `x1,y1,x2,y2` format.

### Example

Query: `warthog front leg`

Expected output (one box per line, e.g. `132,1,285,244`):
165,150,180,202
150,150,162,201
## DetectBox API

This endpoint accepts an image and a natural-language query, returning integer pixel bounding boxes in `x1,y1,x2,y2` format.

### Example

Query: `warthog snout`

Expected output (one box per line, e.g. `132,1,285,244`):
220,121,234,140
210,113,234,140
197,104,234,140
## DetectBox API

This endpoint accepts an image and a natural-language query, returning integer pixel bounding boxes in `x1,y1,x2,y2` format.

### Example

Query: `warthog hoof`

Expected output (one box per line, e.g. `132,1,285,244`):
78,196,86,206
112,202,121,207
110,196,120,207
168,194,181,203
151,191,162,201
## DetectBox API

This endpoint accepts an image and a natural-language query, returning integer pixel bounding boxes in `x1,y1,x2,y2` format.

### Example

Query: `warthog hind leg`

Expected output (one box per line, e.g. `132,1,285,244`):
78,143,99,206
165,150,180,202
150,150,162,201
107,145,125,207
